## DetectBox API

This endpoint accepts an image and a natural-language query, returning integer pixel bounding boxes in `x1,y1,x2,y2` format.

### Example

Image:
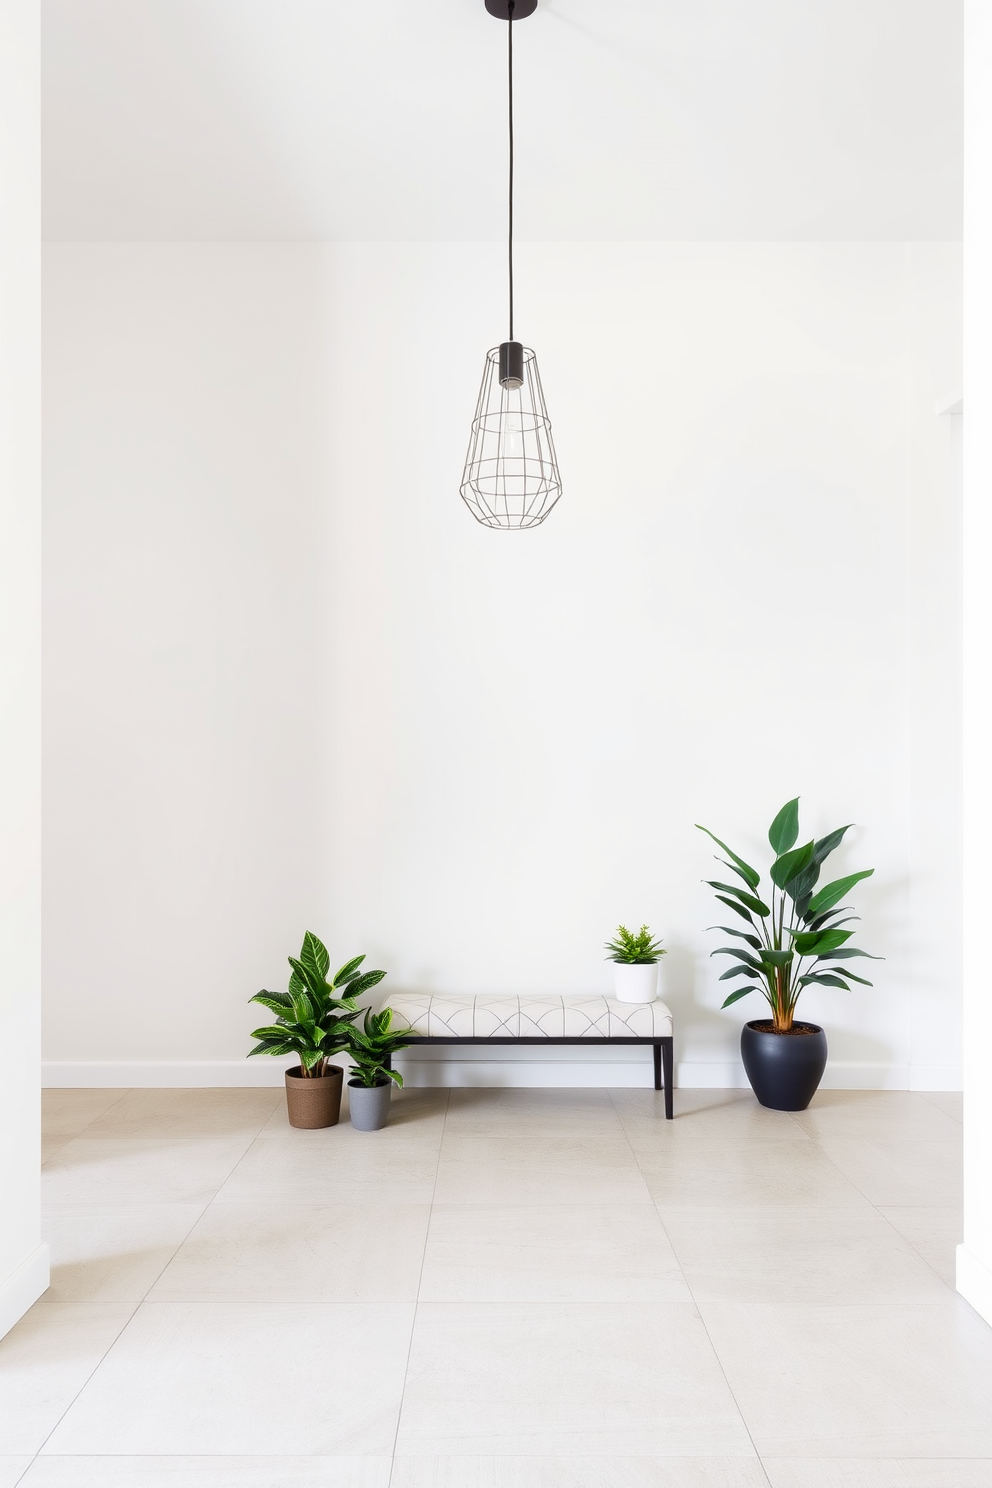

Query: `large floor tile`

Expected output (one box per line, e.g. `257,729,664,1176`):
613,1089,809,1147
639,1141,871,1209
815,1139,963,1207
0,1461,32,1488
41,1089,128,1139
877,1207,963,1288
700,1299,992,1456
44,1302,414,1455
439,1131,637,1168
0,1303,135,1454
44,1204,206,1301
42,1138,254,1207
149,1201,430,1302
390,1458,769,1487
257,1087,448,1140
83,1089,281,1139
214,1136,439,1203
442,1089,624,1136
921,1092,962,1123
395,1301,753,1457
792,1091,962,1145
433,1157,651,1206
763,1462,992,1487
419,1204,681,1302
660,1206,951,1305
21,1457,391,1486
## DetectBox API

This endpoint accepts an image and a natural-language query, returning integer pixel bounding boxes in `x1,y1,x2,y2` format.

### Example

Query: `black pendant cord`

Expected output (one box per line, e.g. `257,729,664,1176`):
507,0,514,342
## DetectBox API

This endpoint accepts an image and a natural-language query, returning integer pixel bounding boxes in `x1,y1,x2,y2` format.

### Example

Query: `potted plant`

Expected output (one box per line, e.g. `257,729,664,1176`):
697,798,879,1110
604,924,667,1003
248,932,386,1129
345,1006,415,1131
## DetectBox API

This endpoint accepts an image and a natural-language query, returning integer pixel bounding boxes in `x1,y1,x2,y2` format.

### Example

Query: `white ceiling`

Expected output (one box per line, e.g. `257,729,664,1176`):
42,0,963,242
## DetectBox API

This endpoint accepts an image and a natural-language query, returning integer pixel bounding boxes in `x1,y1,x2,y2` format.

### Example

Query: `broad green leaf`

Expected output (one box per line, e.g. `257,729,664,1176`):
823,966,873,984
249,991,293,1014
705,882,771,916
791,927,853,955
248,1039,297,1058
288,982,316,1025
813,824,853,864
721,986,761,1008
770,840,815,889
768,798,800,855
760,949,795,966
695,825,760,889
817,947,882,961
716,894,758,924
719,964,761,981
707,925,763,949
288,956,327,1003
806,870,874,917
300,931,330,981
712,946,763,968
787,862,821,910
349,969,387,998
288,970,306,998
799,973,850,990
807,909,859,932
250,1023,294,1041
332,954,365,987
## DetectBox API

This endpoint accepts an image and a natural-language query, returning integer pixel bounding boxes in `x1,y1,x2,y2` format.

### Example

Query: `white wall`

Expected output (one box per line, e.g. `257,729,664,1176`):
42,240,961,1089
958,0,992,1327
0,0,47,1336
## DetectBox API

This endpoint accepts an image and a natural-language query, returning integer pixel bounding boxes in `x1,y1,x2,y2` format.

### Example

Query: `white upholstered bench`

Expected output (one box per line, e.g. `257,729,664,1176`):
387,993,675,1118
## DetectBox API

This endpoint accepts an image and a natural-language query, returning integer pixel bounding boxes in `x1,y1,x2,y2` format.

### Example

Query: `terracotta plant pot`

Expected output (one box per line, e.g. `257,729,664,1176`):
740,1021,828,1111
348,1078,392,1131
284,1065,343,1129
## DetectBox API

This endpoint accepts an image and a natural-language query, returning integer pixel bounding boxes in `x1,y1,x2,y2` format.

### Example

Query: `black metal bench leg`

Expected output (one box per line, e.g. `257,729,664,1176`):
652,1042,662,1091
662,1037,674,1119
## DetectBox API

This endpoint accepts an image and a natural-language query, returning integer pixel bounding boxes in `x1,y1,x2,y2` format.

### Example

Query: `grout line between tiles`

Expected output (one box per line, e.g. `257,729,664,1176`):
387,1086,449,1488
28,1299,143,1460
607,1086,776,1488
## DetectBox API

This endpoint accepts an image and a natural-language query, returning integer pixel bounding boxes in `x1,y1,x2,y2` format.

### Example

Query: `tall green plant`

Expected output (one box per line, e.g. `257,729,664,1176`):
696,799,880,1032
248,932,386,1078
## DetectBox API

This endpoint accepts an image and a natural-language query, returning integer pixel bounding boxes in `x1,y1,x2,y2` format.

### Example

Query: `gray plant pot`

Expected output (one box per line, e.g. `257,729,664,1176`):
348,1078,392,1131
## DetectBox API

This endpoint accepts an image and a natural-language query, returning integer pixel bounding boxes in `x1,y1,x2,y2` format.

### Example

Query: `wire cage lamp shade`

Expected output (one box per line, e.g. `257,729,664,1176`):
460,0,561,530
460,343,561,530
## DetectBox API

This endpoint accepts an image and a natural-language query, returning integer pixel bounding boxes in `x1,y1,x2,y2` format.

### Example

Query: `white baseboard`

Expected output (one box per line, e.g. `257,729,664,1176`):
41,1055,963,1092
42,1060,297,1088
957,1245,992,1326
0,1243,50,1341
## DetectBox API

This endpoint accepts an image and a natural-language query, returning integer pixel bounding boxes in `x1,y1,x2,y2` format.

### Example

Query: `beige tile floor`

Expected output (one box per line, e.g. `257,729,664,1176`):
0,1084,982,1486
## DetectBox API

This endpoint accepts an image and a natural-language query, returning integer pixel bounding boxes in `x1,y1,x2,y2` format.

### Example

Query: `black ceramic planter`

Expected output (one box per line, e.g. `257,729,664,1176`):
741,1020,828,1111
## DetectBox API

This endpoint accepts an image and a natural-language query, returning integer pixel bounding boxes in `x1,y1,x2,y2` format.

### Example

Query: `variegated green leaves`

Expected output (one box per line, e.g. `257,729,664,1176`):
697,799,879,1029
347,1005,413,1089
248,932,387,1078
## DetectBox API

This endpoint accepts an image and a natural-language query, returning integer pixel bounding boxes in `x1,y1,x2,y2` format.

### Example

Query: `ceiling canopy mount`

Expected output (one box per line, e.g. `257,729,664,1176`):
484,1,538,19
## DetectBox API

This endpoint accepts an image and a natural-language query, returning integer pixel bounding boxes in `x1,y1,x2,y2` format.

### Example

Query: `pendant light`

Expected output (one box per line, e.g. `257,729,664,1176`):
460,0,562,530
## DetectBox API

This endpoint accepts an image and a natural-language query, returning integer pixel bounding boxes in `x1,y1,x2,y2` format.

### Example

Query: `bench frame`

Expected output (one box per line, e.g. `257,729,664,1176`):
397,1034,674,1118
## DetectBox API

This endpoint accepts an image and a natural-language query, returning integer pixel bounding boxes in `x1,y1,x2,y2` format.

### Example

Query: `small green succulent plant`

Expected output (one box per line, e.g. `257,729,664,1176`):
604,924,667,964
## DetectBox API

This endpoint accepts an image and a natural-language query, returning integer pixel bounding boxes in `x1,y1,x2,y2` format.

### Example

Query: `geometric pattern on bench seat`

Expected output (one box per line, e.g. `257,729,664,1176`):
387,992,674,1040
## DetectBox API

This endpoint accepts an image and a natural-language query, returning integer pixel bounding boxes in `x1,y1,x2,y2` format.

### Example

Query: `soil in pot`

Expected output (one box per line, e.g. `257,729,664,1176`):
348,1079,392,1132
284,1065,343,1129
740,1020,827,1111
